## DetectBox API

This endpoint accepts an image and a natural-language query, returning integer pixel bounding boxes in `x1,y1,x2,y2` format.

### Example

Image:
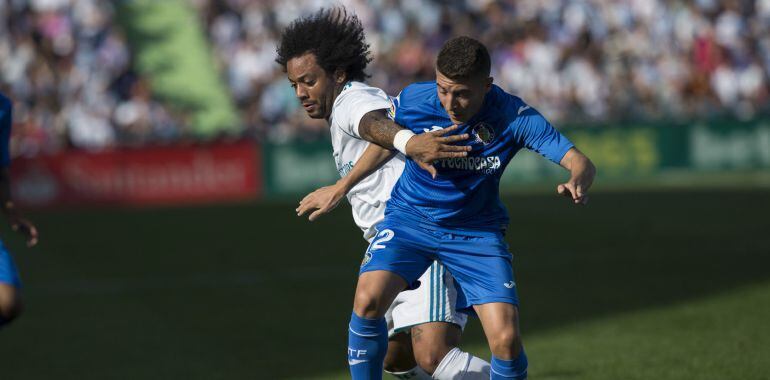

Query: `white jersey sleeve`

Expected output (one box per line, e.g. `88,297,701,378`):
331,82,393,138
329,82,405,241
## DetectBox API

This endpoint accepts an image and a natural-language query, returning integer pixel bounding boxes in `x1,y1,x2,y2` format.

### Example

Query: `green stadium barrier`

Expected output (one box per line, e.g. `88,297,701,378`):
262,141,339,198
504,119,770,188
115,0,239,136
263,119,770,197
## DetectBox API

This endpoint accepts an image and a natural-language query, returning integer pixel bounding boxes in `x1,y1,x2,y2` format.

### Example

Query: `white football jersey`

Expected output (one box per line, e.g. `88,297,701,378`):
329,81,405,241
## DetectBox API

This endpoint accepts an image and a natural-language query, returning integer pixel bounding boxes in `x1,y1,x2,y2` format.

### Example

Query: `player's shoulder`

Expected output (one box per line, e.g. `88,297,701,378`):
398,81,436,104
336,81,388,102
399,81,436,99
394,81,437,114
489,85,543,127
332,81,388,115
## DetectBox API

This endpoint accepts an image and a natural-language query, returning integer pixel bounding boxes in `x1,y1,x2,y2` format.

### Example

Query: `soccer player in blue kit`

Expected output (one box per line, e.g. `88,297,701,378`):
345,37,596,379
0,93,39,329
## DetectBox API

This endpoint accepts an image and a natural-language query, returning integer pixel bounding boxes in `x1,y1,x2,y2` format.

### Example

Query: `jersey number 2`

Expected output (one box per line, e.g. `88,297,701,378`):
371,229,394,250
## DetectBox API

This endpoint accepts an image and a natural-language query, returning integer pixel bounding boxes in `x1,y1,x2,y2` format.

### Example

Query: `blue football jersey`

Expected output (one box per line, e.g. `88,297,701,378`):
388,82,574,230
0,93,12,168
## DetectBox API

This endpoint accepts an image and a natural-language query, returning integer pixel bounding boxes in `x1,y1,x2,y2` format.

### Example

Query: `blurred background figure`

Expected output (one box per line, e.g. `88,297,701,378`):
0,93,38,330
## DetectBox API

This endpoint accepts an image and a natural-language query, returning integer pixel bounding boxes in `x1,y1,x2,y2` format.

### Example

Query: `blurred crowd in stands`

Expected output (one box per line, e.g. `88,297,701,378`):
3,0,770,154
0,0,187,158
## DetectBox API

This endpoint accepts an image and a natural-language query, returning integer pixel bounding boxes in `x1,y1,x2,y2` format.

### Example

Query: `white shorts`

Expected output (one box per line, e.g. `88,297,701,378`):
384,261,468,337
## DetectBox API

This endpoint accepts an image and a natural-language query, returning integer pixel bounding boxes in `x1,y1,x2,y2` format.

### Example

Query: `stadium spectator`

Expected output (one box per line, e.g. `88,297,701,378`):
0,0,185,157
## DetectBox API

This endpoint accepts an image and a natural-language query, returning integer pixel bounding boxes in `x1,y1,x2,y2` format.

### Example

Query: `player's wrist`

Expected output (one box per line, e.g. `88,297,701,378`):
335,178,354,194
393,129,415,156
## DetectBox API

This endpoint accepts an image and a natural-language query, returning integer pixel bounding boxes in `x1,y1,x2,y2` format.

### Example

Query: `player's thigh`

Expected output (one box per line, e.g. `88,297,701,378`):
354,270,410,317
384,332,417,372
360,223,436,280
437,231,519,310
410,321,462,369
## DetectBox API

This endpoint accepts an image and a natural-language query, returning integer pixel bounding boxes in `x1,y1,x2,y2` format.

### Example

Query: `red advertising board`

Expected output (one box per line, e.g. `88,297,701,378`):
10,142,262,207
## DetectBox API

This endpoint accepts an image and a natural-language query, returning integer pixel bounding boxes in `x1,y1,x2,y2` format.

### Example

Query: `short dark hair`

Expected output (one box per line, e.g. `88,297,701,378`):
436,36,491,80
275,8,372,82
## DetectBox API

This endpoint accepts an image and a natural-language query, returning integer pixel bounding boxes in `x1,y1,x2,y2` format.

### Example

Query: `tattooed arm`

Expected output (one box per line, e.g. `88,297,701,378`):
358,109,471,163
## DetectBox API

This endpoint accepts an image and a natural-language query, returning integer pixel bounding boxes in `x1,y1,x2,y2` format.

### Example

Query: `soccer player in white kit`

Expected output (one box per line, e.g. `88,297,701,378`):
278,8,491,379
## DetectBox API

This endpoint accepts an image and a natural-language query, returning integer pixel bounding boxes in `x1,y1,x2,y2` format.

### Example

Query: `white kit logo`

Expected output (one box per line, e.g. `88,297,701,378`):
348,348,368,365
504,281,516,289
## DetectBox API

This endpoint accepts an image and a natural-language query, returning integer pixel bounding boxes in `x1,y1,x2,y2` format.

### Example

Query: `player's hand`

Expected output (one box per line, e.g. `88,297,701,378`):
9,214,38,247
557,177,591,205
405,126,471,169
296,183,347,221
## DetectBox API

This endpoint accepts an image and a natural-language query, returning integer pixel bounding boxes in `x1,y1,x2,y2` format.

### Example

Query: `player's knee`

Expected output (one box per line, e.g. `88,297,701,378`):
489,329,522,359
353,289,385,318
414,347,448,374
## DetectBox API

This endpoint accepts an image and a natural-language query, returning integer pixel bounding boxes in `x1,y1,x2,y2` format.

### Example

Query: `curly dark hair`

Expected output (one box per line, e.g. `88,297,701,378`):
436,36,491,80
276,8,372,82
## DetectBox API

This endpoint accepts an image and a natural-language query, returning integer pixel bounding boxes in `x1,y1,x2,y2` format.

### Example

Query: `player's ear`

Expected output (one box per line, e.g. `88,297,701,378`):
485,76,493,91
334,68,347,84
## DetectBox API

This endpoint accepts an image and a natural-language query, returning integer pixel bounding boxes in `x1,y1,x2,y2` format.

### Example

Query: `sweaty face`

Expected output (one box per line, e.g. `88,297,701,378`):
435,70,492,125
286,52,340,120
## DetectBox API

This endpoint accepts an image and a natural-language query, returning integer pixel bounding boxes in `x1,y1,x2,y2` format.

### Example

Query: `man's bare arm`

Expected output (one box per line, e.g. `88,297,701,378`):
296,143,394,221
358,110,401,149
358,110,471,163
557,147,596,205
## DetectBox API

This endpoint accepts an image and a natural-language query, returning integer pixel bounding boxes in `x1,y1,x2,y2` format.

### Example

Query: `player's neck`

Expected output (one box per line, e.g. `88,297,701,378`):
326,82,350,121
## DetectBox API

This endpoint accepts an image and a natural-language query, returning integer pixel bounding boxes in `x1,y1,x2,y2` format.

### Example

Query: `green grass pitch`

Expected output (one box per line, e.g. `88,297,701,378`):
1,190,768,379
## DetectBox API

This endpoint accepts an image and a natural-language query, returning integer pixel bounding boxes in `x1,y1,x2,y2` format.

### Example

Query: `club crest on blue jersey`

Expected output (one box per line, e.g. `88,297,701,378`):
472,122,495,145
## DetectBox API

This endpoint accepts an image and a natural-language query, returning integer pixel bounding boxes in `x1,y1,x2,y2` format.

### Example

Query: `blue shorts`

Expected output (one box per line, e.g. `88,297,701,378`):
360,214,519,311
0,241,21,288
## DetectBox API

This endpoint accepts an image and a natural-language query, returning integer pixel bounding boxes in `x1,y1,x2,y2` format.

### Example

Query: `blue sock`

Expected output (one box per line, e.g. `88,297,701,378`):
348,311,388,380
491,351,528,379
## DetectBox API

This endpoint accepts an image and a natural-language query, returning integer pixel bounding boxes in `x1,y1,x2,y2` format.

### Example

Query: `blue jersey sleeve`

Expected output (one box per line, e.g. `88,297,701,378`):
0,94,11,168
392,82,436,132
510,106,573,164
392,89,409,128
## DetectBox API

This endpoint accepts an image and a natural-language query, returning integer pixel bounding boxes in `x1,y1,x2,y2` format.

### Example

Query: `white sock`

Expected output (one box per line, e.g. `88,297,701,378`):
431,348,491,380
464,353,492,379
386,366,432,379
